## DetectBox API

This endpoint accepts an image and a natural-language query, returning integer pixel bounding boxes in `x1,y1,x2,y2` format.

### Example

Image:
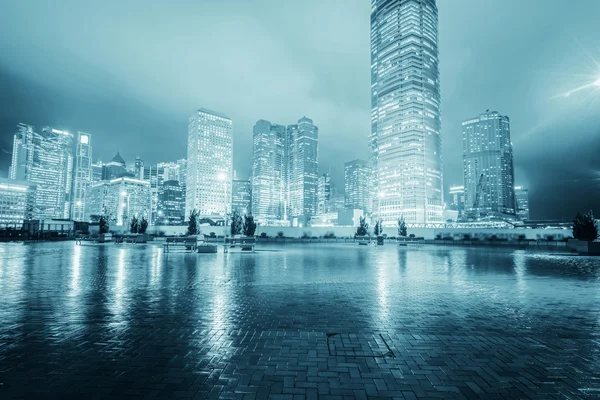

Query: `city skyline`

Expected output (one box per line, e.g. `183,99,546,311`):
1,0,600,220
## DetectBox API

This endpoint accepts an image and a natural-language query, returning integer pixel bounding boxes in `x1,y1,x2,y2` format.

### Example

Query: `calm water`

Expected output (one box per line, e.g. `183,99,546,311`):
1,241,599,397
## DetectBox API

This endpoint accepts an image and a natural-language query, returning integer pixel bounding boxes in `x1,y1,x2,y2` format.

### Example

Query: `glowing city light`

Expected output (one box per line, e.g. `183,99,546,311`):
217,173,226,181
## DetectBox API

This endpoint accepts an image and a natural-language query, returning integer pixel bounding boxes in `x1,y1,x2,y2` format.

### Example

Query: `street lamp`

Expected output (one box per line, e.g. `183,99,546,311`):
377,191,385,226
217,173,227,226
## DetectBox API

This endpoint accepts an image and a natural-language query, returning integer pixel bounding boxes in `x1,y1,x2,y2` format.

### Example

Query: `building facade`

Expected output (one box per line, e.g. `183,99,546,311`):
71,132,93,221
370,0,443,225
85,177,151,227
157,180,185,225
0,178,36,227
287,117,318,226
317,174,331,215
514,186,530,221
186,108,233,219
462,111,515,217
251,120,287,225
448,185,466,218
344,159,371,213
9,124,74,219
232,179,252,216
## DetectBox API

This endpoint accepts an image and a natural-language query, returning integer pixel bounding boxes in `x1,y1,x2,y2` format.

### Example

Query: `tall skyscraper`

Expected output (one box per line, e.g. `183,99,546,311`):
287,117,318,227
157,180,185,225
91,159,104,184
71,132,93,221
514,186,530,221
462,111,515,217
370,0,443,226
135,157,144,180
143,165,159,223
251,120,287,225
232,179,252,216
344,159,372,212
186,108,233,219
9,124,74,219
317,174,331,215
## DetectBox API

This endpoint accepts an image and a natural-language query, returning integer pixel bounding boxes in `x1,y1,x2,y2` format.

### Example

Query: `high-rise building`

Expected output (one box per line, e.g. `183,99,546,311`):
135,157,144,180
71,132,93,221
287,117,318,226
448,185,466,218
157,180,185,225
232,179,252,216
0,178,36,227
85,177,151,226
370,0,443,226
251,120,287,225
102,153,133,180
91,160,104,184
317,174,331,215
9,124,74,219
176,158,187,203
186,108,233,219
462,111,515,217
344,159,371,213
327,193,346,214
514,186,530,221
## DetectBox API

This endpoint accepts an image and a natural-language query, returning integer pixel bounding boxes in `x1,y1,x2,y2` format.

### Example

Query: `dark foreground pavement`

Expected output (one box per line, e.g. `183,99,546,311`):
1,242,599,399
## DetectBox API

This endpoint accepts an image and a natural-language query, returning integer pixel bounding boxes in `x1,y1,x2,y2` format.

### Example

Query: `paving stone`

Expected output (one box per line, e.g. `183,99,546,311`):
0,242,599,398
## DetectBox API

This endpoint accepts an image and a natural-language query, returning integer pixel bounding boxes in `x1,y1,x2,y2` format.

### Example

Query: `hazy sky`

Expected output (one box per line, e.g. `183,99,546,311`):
1,0,599,219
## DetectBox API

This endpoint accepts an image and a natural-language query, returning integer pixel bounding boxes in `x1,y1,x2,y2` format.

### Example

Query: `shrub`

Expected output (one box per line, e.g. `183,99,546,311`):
187,209,199,236
409,233,415,238
99,215,109,234
397,217,407,237
463,234,471,240
302,231,311,239
374,220,383,236
356,217,368,236
260,232,267,238
130,216,139,234
324,232,336,239
230,211,243,236
243,213,257,236
139,217,148,234
209,232,216,238
277,231,284,238
573,211,598,241
546,235,554,242
517,234,526,241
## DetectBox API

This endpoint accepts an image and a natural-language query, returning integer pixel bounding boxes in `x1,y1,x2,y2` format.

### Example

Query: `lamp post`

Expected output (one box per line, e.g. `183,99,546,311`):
377,191,385,226
218,173,227,228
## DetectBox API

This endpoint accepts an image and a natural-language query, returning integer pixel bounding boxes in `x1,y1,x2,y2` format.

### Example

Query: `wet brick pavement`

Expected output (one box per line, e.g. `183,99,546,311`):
1,242,600,399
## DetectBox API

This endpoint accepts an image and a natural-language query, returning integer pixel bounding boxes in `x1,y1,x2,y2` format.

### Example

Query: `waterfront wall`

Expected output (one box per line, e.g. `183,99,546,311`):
145,225,571,241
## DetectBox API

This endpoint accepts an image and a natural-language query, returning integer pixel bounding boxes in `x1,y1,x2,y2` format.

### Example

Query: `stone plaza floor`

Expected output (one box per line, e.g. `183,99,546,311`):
1,241,600,399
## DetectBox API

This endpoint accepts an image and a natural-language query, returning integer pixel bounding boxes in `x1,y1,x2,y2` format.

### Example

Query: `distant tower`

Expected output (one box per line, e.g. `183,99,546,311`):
344,159,371,213
251,120,287,225
10,124,74,219
186,108,233,219
514,186,530,221
370,0,442,225
317,174,331,215
287,117,318,227
135,157,144,180
462,111,515,217
71,132,93,221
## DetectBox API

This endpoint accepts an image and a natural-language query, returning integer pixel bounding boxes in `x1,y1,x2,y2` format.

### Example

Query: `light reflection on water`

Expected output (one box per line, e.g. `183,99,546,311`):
0,241,599,339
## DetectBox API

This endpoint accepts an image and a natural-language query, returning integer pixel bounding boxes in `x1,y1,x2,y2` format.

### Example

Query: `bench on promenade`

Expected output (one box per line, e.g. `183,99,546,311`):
224,237,255,253
163,237,197,253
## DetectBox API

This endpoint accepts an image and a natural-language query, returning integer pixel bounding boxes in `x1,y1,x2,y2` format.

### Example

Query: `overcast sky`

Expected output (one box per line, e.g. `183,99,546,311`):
1,0,599,219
